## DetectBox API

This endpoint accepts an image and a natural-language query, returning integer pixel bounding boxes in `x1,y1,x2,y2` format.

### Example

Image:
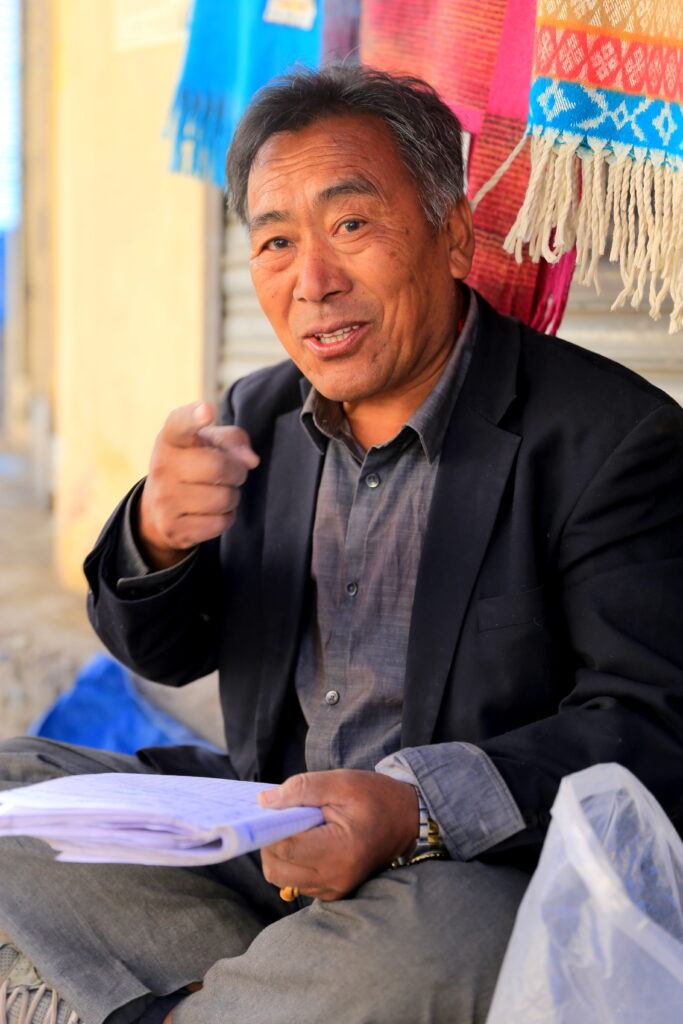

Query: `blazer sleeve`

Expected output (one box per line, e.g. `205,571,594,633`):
84,487,224,686
83,383,247,686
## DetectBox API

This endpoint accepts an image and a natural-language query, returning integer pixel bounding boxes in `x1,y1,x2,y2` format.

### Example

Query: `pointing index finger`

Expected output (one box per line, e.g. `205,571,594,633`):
197,424,260,468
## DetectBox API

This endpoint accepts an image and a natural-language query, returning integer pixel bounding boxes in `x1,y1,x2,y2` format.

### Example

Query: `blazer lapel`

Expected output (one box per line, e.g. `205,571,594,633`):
402,302,522,747
255,407,323,773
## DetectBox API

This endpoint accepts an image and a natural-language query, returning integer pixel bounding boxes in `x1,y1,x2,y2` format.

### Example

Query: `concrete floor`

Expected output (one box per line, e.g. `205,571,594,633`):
0,451,100,739
0,450,224,747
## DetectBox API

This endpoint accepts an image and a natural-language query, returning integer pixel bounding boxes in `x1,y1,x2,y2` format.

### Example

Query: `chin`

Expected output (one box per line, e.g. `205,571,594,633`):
311,379,372,404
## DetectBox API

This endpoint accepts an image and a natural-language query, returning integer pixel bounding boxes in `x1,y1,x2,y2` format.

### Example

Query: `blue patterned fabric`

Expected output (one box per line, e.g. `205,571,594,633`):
528,76,683,167
167,0,321,187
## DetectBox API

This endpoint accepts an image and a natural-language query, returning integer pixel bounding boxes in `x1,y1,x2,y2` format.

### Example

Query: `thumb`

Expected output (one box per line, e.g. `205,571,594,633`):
196,424,261,469
259,774,321,809
163,401,215,448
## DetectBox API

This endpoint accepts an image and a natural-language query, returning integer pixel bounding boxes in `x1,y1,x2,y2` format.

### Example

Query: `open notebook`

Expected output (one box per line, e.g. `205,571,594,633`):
0,774,324,866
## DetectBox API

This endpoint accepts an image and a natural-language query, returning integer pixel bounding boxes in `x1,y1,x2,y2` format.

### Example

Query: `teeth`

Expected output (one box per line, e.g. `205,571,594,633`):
315,325,360,344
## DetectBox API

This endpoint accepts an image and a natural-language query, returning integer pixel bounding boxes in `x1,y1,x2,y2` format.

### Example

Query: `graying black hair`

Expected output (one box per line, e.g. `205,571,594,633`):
226,64,465,228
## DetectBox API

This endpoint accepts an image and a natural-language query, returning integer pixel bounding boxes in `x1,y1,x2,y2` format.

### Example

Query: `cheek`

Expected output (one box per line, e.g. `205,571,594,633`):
380,283,421,333
252,272,289,320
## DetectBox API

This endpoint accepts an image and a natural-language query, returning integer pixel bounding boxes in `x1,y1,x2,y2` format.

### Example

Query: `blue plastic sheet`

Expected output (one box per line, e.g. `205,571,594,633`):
28,654,219,755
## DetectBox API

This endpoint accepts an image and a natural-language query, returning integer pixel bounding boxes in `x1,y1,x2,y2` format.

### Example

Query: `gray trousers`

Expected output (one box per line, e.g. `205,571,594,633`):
0,738,528,1024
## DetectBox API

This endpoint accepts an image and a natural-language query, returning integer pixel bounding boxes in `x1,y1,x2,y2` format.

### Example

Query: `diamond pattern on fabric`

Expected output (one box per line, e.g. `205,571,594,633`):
506,0,682,331
528,77,683,154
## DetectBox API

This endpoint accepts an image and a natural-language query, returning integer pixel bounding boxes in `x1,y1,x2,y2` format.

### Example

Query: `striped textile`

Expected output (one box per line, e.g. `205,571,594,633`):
506,0,683,331
361,0,575,333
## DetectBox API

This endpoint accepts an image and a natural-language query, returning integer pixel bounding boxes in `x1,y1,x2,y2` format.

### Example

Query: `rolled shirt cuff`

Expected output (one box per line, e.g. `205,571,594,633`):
376,742,525,861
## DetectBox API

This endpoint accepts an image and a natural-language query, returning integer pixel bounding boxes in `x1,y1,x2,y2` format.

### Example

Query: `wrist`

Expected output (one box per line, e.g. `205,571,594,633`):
391,787,450,868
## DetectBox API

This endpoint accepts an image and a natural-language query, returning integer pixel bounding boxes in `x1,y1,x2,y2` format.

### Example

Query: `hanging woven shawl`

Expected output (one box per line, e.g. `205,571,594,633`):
505,0,683,332
322,0,360,60
361,0,576,333
167,0,321,188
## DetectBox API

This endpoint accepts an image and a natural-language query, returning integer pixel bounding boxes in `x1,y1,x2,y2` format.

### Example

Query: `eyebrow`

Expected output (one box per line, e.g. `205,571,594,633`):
248,177,380,234
318,177,381,204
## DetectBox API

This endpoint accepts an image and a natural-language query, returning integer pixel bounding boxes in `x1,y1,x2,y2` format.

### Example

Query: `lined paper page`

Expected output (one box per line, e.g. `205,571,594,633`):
0,774,324,865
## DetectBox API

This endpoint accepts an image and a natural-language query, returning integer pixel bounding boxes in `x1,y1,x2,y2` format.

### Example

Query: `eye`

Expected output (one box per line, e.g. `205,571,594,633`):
263,236,290,251
337,218,365,234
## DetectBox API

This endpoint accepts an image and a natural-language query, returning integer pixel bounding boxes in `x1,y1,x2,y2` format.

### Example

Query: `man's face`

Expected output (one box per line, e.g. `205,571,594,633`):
246,114,472,410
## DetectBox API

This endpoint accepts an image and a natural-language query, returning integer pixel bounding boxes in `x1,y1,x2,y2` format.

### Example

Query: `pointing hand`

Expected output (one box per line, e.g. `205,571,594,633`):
138,401,260,569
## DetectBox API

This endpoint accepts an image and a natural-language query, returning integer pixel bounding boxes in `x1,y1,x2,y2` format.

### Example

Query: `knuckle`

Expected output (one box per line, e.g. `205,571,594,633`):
232,464,248,487
167,528,193,549
286,773,307,800
218,456,247,487
229,426,250,447
278,837,295,861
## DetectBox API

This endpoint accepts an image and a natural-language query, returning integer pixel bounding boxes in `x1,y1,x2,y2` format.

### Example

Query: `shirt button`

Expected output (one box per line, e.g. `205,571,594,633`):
325,689,340,705
365,473,381,489
346,581,358,596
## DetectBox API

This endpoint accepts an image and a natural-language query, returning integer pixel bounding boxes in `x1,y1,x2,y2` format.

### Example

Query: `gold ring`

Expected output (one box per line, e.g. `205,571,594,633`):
279,886,300,902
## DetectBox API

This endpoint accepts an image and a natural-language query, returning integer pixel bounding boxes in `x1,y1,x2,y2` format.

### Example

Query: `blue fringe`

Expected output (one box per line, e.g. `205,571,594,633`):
167,0,322,187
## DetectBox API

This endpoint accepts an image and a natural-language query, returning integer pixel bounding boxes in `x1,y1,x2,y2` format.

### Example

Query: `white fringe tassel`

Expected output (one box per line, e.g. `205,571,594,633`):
493,126,683,334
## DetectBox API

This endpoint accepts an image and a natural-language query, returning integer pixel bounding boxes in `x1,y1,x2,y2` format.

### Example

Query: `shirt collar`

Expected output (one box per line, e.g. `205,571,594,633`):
301,286,478,463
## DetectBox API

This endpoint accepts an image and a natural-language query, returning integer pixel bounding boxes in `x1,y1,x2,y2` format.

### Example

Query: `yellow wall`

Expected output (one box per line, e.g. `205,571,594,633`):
51,1,208,588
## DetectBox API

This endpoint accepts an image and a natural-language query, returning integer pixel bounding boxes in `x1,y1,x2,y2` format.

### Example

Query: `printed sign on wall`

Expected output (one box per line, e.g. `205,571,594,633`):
114,0,191,51
263,0,317,32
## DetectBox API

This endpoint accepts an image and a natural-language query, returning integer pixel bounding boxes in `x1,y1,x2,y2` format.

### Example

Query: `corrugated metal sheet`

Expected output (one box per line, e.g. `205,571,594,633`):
561,263,683,406
218,217,283,394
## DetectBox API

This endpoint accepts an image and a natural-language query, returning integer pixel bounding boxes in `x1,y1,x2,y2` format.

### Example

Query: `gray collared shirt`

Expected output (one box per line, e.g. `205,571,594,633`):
296,293,475,773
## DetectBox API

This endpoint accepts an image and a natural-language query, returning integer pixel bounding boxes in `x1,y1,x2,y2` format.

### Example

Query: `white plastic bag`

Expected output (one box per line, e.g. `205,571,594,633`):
486,763,683,1023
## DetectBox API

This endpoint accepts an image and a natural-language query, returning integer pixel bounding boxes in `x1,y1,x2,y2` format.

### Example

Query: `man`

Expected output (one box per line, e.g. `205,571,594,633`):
1,65,682,1024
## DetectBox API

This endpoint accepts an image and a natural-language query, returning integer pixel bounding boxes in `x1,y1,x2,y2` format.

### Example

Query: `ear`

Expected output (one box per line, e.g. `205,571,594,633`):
444,198,474,281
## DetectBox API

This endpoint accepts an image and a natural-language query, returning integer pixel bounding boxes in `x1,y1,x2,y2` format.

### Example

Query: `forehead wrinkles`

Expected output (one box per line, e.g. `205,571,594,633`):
246,119,408,221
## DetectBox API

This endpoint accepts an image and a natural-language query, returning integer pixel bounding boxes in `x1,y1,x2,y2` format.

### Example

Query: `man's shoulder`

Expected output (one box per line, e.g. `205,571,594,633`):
474,295,678,427
525,324,673,409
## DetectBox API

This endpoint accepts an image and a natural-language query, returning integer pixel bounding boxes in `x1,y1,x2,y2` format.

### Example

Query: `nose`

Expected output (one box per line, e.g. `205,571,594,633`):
292,240,351,303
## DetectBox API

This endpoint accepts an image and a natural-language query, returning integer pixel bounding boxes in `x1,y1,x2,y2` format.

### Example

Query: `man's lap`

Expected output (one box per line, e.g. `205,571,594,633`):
173,858,528,1024
0,737,528,1024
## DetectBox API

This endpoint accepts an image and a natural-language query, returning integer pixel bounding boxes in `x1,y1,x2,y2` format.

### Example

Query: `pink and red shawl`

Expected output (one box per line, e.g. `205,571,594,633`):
361,0,575,333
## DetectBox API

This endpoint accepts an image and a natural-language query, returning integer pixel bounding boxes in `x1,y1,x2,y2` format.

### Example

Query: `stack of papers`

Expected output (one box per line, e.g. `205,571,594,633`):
0,773,324,866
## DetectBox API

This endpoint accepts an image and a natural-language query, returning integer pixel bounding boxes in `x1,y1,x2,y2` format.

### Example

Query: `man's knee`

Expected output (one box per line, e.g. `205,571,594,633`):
0,736,73,791
0,736,152,792
345,861,527,1018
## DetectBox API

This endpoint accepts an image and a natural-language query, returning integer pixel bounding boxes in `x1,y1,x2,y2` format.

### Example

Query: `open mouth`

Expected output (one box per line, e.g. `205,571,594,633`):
303,322,368,354
313,324,361,345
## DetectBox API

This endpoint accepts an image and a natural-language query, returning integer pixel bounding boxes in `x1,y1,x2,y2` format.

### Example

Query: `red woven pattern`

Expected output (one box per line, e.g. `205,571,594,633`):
535,26,682,99
361,0,507,132
361,0,575,330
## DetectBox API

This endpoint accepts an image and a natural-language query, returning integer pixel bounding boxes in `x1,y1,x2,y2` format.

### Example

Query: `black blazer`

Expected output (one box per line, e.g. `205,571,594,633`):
85,295,683,865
